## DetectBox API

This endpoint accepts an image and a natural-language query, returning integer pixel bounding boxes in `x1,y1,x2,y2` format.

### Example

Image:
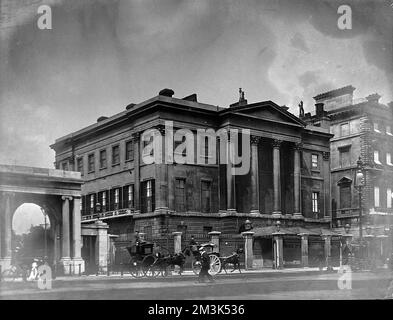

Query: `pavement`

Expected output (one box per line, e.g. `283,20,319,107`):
1,267,392,300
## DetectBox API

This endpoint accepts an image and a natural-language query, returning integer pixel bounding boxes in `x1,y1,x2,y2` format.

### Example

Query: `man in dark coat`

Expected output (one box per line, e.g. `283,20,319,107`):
197,247,214,283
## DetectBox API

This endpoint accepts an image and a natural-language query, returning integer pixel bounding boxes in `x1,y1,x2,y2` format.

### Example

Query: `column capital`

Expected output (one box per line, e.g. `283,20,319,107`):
322,151,330,161
61,195,73,201
250,136,262,145
272,139,282,148
156,125,166,136
293,142,303,151
208,231,221,236
172,231,182,237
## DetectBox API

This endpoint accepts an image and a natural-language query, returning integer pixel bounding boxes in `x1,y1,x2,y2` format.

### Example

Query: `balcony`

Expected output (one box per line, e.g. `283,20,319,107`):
81,201,135,222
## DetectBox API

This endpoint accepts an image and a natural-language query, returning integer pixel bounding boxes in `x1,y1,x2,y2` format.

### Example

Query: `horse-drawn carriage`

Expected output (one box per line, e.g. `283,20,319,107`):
125,241,157,278
124,240,242,278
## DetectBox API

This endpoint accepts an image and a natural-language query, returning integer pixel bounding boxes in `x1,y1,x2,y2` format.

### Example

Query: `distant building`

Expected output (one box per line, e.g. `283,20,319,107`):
51,88,333,268
303,85,393,264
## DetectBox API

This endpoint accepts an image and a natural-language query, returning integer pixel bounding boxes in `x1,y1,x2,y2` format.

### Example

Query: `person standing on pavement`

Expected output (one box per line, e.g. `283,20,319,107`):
197,247,214,283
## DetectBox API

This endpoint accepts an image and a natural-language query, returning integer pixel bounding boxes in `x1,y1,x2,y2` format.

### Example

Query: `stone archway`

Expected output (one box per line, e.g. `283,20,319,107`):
0,165,84,274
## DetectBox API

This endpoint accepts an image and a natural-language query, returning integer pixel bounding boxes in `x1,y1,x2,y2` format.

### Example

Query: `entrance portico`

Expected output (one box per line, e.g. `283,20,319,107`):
0,165,84,274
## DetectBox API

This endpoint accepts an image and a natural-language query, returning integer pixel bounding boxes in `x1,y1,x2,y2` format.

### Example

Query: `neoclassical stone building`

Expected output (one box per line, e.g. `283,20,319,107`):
51,89,333,268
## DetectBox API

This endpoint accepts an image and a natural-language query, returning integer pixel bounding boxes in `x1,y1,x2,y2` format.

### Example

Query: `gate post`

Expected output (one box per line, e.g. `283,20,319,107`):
242,231,254,270
172,232,182,254
272,231,284,269
208,231,221,253
299,233,309,268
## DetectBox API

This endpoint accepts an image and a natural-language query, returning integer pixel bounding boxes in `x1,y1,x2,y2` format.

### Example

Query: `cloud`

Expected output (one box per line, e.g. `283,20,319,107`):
290,32,310,53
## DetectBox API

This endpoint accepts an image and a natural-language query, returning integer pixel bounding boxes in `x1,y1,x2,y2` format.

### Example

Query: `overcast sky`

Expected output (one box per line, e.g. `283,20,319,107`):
1,0,392,168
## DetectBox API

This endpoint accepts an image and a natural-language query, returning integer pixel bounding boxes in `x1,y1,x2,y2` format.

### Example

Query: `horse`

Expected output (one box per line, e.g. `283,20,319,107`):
220,248,243,273
154,251,187,275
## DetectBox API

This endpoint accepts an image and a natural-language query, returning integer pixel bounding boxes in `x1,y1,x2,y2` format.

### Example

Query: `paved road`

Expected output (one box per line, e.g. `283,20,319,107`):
0,270,392,300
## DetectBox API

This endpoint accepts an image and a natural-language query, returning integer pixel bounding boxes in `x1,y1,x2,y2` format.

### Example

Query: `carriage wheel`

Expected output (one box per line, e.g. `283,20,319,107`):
129,261,144,278
142,255,157,277
208,254,221,276
192,260,201,275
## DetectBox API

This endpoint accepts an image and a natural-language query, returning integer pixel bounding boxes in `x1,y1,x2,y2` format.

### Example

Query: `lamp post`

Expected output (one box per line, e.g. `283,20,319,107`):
354,157,365,259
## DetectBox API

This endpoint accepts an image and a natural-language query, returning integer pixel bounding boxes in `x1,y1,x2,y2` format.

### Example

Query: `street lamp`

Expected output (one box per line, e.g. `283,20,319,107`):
354,157,365,248
275,220,281,232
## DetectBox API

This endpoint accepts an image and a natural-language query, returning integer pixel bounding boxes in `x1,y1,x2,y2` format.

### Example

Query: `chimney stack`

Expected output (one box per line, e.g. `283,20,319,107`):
159,88,175,97
315,102,324,117
366,93,381,104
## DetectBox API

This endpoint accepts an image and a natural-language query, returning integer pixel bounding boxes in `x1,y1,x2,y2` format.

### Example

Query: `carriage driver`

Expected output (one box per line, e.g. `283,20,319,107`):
189,235,198,255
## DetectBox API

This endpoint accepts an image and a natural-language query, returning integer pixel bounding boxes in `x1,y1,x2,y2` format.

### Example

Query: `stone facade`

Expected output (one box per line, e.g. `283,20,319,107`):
303,86,393,263
51,89,333,267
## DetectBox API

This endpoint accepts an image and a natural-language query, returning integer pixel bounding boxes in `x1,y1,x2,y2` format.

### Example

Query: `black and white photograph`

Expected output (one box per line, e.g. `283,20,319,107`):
0,0,393,305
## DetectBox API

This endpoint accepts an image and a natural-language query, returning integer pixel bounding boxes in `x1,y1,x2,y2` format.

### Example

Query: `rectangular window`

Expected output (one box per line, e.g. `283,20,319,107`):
125,140,134,161
115,188,119,204
99,149,107,169
175,178,186,212
374,150,382,164
386,125,392,136
311,154,319,169
201,180,211,213
374,122,381,133
340,123,350,136
77,157,84,175
90,194,95,213
123,185,134,208
312,191,319,213
88,153,95,172
387,188,392,208
374,186,380,207
102,191,106,207
387,152,392,165
112,145,120,165
339,146,351,168
141,180,155,213
340,185,351,209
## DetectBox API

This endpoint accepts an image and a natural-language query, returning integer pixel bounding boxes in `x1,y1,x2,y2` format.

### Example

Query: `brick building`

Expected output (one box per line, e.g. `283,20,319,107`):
51,88,334,269
303,86,393,265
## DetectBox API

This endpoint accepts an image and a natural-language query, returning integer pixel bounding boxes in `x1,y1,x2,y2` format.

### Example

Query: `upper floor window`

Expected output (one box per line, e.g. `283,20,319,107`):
340,185,351,209
125,140,134,161
77,157,84,175
201,180,211,213
90,194,95,211
311,154,319,169
339,146,351,168
114,188,120,204
387,152,392,166
312,191,319,214
374,150,382,164
112,145,120,165
340,123,350,137
386,125,392,136
374,186,380,207
88,153,95,172
99,149,107,169
141,180,155,213
374,122,381,133
175,178,186,212
123,185,134,208
387,188,392,208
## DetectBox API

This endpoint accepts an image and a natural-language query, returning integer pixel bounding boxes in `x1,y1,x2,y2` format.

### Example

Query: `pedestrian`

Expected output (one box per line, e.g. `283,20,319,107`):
196,247,214,284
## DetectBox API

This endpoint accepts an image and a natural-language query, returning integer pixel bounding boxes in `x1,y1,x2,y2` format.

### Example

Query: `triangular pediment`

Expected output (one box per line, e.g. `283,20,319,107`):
232,101,305,126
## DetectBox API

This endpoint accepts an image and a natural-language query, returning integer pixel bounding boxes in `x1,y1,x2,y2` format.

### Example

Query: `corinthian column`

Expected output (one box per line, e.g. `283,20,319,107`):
294,142,302,217
272,139,282,216
250,136,261,214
